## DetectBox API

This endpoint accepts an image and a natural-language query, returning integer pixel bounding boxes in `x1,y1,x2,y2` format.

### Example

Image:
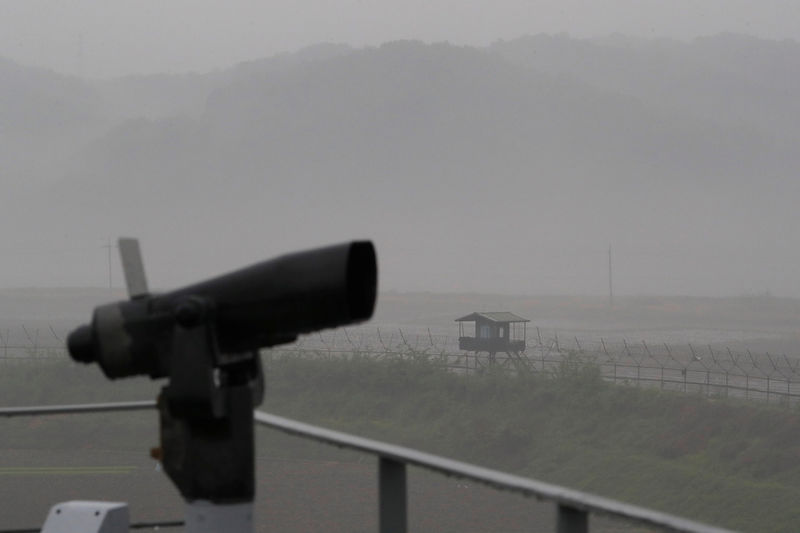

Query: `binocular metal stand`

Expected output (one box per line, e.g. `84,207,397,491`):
157,314,264,533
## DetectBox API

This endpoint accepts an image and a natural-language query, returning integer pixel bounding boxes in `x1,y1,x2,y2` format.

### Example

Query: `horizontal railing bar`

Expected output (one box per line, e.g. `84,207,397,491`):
0,400,157,417
254,411,734,533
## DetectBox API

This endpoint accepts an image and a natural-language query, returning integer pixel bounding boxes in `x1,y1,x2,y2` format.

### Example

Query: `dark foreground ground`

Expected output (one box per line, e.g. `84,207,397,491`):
0,430,638,533
0,358,648,533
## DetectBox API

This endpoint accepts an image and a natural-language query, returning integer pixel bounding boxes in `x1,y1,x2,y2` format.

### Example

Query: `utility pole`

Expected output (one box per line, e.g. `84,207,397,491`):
77,33,85,79
608,244,613,308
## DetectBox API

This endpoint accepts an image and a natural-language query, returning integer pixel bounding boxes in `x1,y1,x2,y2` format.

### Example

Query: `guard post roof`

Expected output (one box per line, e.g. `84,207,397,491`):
455,312,530,323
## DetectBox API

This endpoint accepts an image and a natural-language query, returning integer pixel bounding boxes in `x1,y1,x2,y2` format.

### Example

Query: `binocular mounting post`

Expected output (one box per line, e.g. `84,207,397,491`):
157,298,264,533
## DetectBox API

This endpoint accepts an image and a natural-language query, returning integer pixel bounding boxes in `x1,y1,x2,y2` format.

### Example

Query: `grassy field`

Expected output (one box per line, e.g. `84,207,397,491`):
2,355,800,532
261,354,800,533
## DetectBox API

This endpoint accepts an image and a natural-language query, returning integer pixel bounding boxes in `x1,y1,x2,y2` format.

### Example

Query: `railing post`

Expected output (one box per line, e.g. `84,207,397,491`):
379,457,407,533
557,504,588,533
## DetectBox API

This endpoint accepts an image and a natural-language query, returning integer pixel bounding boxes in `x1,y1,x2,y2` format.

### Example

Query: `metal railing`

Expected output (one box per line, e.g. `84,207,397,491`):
0,401,736,533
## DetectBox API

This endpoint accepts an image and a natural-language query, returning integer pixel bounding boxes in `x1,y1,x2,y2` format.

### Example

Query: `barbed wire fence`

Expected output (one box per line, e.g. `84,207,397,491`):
3,325,800,405
275,326,800,405
0,325,66,361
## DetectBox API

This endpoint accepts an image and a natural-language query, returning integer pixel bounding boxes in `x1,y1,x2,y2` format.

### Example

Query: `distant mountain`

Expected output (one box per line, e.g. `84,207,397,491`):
1,44,355,193
3,36,800,295
0,57,99,134
0,57,106,192
59,40,778,216
490,33,800,146
92,43,355,120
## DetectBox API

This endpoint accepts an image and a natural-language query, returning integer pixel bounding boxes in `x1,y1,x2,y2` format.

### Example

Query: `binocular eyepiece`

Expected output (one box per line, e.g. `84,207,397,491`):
67,241,377,379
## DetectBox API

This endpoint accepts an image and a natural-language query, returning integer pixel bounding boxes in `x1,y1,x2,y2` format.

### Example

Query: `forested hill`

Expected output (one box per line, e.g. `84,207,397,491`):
0,57,104,195
492,33,800,145
63,38,777,204
2,35,800,295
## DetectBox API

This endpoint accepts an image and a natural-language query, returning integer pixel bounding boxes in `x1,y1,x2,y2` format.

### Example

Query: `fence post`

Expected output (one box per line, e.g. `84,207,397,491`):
557,504,588,533
538,328,544,369
379,457,407,533
541,345,546,372
22,325,37,359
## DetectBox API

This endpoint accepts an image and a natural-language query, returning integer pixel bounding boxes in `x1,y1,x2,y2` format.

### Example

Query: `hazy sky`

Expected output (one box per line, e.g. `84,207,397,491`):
2,0,800,77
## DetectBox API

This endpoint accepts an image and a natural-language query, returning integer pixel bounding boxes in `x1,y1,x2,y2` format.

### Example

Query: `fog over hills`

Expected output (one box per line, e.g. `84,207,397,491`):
492,33,800,146
1,35,799,296
0,57,106,195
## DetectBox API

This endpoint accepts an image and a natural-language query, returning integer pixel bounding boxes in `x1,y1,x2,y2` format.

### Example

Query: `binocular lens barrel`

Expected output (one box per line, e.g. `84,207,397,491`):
156,241,377,352
67,241,377,377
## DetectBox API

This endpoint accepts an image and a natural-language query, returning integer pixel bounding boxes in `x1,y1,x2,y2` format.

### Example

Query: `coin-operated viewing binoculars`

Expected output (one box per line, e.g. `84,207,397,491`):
67,239,377,527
